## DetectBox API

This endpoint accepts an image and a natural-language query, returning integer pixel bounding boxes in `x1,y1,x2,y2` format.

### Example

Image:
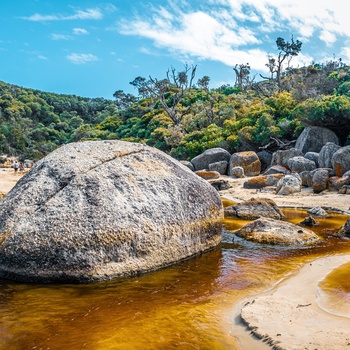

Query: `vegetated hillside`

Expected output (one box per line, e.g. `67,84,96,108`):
1,59,350,162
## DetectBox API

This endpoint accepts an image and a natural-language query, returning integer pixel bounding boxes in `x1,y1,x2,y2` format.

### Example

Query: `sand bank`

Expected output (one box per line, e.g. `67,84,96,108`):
239,254,350,350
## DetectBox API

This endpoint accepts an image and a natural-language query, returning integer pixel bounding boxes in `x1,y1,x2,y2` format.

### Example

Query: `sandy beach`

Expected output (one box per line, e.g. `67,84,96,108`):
1,170,350,349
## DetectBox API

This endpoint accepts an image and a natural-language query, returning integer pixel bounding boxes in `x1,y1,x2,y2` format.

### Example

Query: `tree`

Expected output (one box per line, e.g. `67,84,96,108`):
197,75,210,91
233,63,254,91
130,64,197,125
113,90,137,110
261,36,302,92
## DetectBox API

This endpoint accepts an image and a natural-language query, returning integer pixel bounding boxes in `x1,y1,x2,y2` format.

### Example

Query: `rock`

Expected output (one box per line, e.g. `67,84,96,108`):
230,166,245,178
308,206,328,217
0,140,223,283
312,169,330,193
339,218,350,235
191,148,231,171
208,161,228,175
180,160,194,171
332,146,350,177
319,142,341,168
299,216,317,226
264,164,289,175
195,170,221,180
270,148,304,169
287,156,316,173
233,218,320,246
243,174,284,189
224,198,285,220
304,152,319,168
295,126,339,154
276,174,302,195
257,150,272,172
208,179,232,191
339,185,350,194
228,151,261,177
300,171,311,187
308,168,335,188
328,175,350,191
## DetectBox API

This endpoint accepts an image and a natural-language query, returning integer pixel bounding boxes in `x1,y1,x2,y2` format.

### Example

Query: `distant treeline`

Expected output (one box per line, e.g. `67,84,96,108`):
1,58,350,161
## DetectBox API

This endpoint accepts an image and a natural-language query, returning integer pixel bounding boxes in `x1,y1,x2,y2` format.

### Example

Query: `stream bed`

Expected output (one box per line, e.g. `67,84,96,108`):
0,206,349,350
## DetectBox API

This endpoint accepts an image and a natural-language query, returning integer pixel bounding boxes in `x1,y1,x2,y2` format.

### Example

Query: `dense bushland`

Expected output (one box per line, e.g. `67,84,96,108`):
1,57,350,161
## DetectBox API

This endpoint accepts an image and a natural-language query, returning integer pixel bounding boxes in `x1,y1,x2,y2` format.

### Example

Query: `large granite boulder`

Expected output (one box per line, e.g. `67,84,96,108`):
319,142,341,169
270,148,303,169
224,198,285,220
191,148,231,171
228,151,261,177
295,126,339,154
232,218,320,246
0,140,223,283
332,146,350,177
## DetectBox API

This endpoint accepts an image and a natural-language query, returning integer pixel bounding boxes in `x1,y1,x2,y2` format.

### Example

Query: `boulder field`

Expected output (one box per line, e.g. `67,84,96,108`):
0,140,223,283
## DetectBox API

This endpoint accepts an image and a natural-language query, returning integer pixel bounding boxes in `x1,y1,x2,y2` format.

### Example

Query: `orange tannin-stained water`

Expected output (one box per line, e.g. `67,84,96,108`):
318,261,350,318
0,207,349,350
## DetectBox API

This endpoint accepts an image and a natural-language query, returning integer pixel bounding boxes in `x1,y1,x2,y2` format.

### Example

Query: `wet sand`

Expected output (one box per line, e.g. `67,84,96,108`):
238,254,350,350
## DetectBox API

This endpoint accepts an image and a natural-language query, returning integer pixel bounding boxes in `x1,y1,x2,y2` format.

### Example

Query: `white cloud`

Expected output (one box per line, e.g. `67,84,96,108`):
51,33,71,40
22,8,102,22
38,55,48,60
118,0,350,70
73,28,89,35
66,53,99,64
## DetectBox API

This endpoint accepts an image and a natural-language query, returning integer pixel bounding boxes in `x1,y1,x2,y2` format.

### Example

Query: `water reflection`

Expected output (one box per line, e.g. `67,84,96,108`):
0,208,349,350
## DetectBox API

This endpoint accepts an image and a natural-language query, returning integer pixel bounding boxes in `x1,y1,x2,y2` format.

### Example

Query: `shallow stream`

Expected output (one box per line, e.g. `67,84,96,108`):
0,202,349,350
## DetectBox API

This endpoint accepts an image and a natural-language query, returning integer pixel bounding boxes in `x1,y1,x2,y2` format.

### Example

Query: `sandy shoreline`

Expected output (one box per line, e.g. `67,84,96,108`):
220,176,350,214
238,254,350,350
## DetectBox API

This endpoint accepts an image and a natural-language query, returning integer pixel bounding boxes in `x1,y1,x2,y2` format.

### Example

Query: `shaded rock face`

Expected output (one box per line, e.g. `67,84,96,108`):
318,142,341,169
224,198,285,220
208,161,228,175
233,218,320,246
228,151,261,177
304,152,319,168
191,148,231,171
312,169,330,193
332,146,350,177
270,148,303,169
295,126,339,154
0,141,223,283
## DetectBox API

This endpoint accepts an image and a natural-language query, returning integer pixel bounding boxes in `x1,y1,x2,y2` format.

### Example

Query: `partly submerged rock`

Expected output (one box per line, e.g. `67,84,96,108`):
308,206,328,217
224,198,285,220
232,218,320,246
0,140,223,283
339,218,350,236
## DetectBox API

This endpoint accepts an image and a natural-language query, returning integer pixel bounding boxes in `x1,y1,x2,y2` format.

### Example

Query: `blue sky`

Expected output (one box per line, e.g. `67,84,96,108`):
1,0,349,100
